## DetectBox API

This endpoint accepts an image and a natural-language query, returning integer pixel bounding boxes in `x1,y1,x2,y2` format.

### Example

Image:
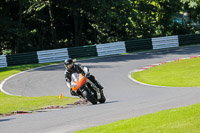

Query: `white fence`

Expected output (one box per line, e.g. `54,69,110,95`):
0,55,7,68
152,35,179,50
37,48,69,63
96,42,126,56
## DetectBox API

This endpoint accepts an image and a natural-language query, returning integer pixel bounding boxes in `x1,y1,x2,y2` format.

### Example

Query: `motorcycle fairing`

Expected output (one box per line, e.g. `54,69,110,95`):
71,73,88,92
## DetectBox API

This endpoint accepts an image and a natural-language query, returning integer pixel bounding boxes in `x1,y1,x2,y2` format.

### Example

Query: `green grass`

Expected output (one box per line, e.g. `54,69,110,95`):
132,57,200,87
0,62,78,115
76,103,200,133
0,92,77,114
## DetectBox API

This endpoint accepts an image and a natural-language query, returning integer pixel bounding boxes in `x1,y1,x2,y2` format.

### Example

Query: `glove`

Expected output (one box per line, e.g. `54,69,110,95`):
70,88,77,96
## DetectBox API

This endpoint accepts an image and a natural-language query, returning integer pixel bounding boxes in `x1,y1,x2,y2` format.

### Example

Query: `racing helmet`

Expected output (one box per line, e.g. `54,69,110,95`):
64,58,74,69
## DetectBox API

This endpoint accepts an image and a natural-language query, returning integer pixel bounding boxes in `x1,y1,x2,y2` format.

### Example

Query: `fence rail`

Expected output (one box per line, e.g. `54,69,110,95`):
96,42,126,56
0,34,200,68
152,35,179,50
37,48,69,63
6,52,38,66
0,55,7,68
179,34,200,46
68,45,97,58
125,38,152,52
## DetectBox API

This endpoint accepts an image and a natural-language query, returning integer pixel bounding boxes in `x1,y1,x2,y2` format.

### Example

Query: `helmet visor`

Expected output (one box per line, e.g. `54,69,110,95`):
65,63,73,69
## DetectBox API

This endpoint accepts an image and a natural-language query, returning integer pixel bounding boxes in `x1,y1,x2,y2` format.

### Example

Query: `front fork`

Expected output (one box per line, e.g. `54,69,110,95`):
87,80,101,100
77,80,101,100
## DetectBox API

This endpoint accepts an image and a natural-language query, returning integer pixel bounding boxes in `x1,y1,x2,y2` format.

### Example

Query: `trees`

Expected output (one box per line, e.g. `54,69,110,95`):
181,0,200,32
0,0,32,54
0,0,199,54
53,0,134,45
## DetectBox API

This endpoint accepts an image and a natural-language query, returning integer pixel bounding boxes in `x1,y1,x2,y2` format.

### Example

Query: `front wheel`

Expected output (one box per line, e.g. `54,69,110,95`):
82,90,97,105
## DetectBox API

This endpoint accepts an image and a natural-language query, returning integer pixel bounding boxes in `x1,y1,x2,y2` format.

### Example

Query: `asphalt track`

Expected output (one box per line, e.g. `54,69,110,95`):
1,45,200,133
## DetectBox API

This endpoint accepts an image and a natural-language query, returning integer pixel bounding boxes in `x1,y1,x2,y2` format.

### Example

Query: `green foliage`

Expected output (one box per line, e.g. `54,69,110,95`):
0,0,199,54
181,0,200,8
0,0,35,54
181,0,200,25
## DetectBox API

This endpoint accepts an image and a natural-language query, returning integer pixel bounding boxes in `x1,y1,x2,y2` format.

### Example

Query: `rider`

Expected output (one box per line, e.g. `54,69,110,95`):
64,58,103,96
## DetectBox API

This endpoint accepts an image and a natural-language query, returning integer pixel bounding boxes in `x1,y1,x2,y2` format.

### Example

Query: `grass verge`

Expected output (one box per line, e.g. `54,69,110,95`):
132,57,200,87
0,92,77,114
0,62,78,115
76,103,200,133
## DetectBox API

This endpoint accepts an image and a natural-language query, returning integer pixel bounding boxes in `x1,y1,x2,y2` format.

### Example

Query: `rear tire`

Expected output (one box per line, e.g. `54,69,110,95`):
99,90,106,103
82,90,97,105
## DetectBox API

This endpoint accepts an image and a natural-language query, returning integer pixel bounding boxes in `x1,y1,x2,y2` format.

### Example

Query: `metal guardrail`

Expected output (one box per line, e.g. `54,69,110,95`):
179,34,200,46
68,45,97,59
152,35,179,50
6,52,38,66
96,42,126,56
37,48,69,63
125,38,152,52
0,55,7,68
0,34,200,68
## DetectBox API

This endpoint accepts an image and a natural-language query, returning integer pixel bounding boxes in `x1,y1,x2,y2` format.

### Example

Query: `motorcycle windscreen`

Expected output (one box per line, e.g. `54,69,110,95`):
71,73,88,92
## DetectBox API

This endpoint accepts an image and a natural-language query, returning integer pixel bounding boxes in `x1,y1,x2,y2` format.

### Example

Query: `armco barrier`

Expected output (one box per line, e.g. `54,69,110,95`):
0,55,7,68
6,52,38,66
1,34,200,68
179,34,200,46
37,48,69,63
152,35,179,50
125,38,152,52
96,42,126,56
68,45,97,58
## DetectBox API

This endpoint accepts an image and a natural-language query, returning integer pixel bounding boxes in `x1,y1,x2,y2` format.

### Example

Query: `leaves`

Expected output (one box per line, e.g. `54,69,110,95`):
0,0,199,54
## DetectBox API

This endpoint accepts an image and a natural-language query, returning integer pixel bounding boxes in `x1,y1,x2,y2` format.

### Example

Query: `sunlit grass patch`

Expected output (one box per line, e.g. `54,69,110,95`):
0,92,78,114
132,57,200,87
77,103,200,133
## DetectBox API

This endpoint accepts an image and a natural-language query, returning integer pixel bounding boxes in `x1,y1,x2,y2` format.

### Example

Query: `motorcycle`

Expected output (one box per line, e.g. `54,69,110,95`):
70,72,106,104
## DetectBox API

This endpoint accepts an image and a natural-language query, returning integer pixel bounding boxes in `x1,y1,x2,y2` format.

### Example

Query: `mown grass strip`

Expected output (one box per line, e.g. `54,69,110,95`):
132,57,200,87
0,92,78,114
76,103,200,133
0,62,78,115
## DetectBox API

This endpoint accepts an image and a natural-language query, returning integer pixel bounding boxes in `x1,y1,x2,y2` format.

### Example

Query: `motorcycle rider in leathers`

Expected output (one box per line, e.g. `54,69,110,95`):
64,58,104,96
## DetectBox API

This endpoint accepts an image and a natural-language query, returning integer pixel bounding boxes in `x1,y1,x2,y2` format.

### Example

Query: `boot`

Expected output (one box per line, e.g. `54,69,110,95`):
95,81,104,90
88,75,104,90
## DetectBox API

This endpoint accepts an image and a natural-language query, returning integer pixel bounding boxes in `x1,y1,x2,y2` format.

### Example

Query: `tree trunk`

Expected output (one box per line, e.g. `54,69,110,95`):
74,11,79,46
73,11,84,46
48,0,57,46
15,0,23,53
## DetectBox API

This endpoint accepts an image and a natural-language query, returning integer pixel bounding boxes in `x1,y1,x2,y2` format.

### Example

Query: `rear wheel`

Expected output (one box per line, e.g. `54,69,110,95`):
82,90,97,105
98,90,106,103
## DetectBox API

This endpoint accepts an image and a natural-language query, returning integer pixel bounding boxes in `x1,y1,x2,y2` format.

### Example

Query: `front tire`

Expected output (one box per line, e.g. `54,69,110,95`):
82,90,97,105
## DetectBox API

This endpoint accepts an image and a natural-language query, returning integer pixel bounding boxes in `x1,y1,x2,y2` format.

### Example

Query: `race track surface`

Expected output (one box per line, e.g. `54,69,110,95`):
1,45,200,133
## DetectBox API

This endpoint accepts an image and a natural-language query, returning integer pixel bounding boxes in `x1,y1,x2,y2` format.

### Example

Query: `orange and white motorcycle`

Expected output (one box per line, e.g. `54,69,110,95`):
70,73,106,104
